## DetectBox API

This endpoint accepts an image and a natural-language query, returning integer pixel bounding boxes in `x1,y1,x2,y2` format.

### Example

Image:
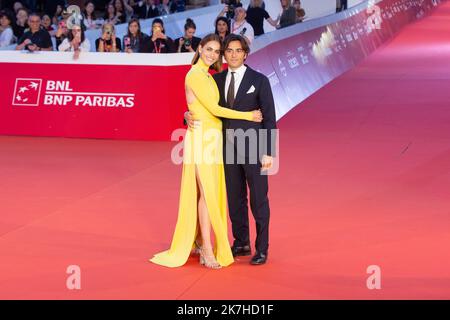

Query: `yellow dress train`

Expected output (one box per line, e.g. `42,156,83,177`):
149,58,254,268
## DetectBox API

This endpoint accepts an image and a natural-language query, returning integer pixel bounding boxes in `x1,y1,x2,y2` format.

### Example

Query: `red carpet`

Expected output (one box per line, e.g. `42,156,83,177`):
1,3,450,299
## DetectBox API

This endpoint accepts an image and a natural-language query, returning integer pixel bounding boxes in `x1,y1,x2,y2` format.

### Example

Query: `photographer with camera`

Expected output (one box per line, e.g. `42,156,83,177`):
96,22,122,52
219,0,242,21
175,18,200,53
15,13,53,52
139,18,174,53
230,6,254,45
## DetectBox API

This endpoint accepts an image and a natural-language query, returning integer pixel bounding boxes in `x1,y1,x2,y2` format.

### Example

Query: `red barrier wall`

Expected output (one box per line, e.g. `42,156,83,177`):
0,0,442,141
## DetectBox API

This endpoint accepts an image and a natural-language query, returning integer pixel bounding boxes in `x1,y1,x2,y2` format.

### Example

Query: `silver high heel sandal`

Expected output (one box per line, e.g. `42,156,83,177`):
199,246,222,269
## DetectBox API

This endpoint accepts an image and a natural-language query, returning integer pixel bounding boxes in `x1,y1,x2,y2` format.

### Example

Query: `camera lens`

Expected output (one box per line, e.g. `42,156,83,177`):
227,5,235,19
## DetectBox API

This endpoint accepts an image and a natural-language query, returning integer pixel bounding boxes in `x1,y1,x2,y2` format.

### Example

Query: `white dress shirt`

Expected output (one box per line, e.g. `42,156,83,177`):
225,64,247,105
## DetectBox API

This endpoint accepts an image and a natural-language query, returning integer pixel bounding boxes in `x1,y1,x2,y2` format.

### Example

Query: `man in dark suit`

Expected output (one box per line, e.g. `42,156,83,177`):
336,0,348,12
135,0,159,20
186,34,277,265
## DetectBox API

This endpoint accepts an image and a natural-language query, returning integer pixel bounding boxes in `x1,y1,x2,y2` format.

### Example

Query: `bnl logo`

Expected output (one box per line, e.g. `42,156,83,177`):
12,78,42,106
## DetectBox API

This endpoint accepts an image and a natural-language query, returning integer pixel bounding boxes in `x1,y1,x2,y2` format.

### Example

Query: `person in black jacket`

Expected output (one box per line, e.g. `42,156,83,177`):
135,0,159,19
139,18,174,53
95,22,122,52
123,18,148,53
246,0,279,36
15,13,53,51
336,0,348,12
174,18,200,53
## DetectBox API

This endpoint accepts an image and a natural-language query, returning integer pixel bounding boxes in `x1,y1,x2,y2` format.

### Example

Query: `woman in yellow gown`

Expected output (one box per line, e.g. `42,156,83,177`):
150,34,262,269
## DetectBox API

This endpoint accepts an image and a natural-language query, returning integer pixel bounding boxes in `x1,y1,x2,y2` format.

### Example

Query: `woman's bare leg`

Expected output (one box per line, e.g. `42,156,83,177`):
195,166,220,268
194,181,202,251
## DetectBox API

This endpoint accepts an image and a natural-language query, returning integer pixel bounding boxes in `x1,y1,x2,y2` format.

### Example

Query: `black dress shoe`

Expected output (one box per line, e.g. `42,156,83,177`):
231,245,251,257
250,252,268,265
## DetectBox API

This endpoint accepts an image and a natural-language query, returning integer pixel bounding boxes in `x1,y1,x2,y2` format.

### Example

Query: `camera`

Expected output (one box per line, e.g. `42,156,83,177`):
226,4,235,20
224,0,238,20
184,37,191,47
24,42,35,51
104,25,113,36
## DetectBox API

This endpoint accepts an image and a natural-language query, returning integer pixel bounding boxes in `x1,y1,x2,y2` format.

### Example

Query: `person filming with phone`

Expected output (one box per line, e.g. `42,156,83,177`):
96,22,122,52
58,24,91,60
139,18,174,54
123,18,148,54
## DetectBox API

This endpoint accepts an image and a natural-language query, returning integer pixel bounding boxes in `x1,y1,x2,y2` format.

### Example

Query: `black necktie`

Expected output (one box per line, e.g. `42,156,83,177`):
227,72,235,108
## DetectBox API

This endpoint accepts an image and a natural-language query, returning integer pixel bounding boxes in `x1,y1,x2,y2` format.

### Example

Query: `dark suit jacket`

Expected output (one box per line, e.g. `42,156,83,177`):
213,66,277,157
136,4,159,19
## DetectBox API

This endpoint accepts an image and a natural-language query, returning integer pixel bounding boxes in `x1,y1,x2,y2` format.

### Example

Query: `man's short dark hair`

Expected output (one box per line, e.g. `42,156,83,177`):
223,34,250,55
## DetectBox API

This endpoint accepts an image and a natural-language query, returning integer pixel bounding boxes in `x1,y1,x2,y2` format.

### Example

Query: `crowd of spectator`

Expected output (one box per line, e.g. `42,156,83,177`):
0,0,308,54
0,0,189,50
217,0,306,45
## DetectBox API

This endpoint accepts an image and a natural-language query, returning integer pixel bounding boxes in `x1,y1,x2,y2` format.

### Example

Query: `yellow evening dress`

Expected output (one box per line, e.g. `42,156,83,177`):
149,58,254,268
